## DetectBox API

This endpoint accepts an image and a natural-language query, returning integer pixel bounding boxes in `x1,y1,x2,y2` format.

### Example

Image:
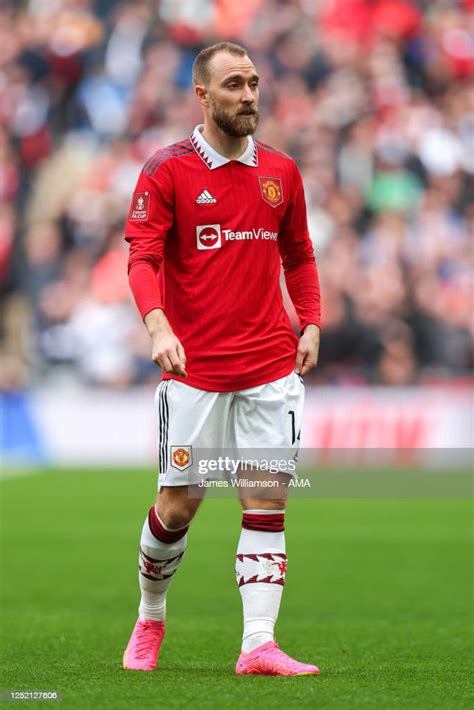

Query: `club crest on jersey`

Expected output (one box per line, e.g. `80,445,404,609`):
129,191,150,220
258,177,283,207
171,446,193,471
196,224,221,250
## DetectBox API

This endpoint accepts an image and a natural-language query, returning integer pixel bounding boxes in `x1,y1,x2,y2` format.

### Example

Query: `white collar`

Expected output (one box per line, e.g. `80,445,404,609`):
190,125,258,170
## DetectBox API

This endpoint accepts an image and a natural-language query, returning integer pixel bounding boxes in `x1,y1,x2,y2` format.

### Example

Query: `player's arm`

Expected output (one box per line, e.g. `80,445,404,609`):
125,163,187,378
279,163,321,376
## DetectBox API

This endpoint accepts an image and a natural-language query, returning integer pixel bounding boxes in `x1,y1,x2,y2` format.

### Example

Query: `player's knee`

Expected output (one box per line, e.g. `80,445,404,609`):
161,508,193,530
155,504,193,530
155,489,197,530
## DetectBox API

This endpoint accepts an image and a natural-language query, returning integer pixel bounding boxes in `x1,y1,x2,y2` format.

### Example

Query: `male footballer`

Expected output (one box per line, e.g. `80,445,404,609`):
123,42,321,676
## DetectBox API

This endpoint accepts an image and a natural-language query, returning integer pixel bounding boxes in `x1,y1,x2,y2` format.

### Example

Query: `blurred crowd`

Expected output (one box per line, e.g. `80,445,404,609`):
0,0,472,389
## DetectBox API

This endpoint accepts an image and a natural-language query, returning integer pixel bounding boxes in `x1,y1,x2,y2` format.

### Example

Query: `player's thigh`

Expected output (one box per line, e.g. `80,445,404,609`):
231,371,305,451
232,372,304,506
155,379,231,488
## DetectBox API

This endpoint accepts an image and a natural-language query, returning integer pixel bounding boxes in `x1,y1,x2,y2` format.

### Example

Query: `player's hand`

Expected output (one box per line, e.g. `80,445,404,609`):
294,324,320,377
151,332,187,377
144,309,187,378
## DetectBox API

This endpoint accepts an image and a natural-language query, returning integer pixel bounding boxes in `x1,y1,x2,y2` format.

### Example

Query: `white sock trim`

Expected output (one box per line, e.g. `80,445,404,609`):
242,509,286,515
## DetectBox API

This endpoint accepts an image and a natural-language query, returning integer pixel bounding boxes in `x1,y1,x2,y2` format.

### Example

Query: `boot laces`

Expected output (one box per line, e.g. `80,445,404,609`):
134,622,162,659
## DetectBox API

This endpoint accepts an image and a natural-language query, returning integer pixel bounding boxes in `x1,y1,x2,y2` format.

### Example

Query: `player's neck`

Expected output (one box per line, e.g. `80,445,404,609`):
201,123,249,161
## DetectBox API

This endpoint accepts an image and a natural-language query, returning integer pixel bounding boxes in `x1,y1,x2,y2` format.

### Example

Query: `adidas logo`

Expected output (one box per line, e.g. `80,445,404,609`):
196,190,217,204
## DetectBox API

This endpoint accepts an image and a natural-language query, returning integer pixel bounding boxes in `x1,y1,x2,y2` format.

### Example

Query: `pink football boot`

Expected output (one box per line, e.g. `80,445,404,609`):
122,619,165,671
236,641,320,676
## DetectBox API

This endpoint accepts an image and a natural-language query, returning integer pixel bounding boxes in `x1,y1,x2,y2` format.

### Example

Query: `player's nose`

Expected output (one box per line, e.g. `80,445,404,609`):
241,85,254,102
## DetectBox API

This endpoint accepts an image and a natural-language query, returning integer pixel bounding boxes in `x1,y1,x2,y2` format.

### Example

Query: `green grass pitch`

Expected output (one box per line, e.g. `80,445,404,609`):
1,468,473,709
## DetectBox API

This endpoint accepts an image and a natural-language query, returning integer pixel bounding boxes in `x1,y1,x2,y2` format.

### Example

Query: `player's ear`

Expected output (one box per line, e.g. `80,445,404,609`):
195,84,209,108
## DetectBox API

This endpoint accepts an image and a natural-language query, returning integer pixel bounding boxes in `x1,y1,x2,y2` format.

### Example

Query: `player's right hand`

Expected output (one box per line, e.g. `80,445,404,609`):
144,308,187,377
151,332,187,377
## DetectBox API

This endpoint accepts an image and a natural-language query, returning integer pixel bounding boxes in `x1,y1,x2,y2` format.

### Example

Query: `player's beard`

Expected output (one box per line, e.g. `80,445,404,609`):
210,98,259,137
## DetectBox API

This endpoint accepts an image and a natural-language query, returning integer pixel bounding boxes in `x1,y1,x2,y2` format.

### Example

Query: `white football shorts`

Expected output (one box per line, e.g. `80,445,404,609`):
155,371,304,487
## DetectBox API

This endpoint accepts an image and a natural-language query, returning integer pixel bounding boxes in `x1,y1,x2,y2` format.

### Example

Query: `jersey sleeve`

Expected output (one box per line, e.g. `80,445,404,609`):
278,162,321,331
124,162,174,319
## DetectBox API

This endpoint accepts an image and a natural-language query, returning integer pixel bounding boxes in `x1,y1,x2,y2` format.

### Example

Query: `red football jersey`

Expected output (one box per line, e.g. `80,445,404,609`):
125,126,320,391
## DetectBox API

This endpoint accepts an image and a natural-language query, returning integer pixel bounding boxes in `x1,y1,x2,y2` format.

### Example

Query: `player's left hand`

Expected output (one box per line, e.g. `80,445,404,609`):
294,324,320,376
